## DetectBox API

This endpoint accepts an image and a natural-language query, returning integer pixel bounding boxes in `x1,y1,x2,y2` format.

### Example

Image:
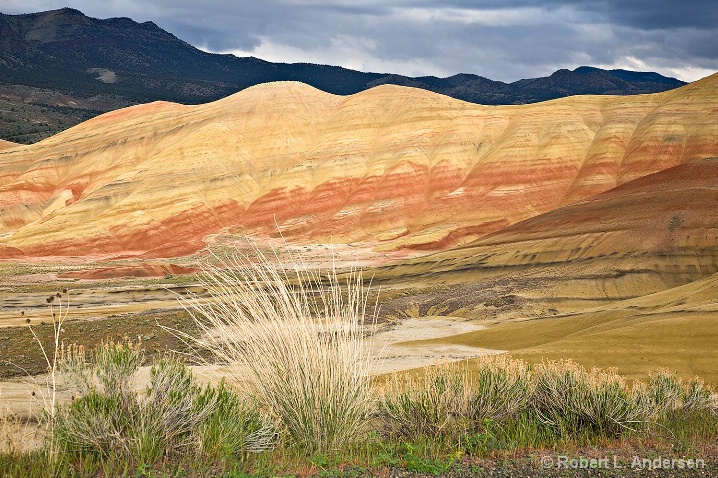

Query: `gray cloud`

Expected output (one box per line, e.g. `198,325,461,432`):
578,0,718,30
1,0,716,81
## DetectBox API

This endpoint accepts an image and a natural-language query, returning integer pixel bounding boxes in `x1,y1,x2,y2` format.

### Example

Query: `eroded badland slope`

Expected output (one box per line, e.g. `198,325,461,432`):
0,140,19,152
373,156,718,381
1,73,717,259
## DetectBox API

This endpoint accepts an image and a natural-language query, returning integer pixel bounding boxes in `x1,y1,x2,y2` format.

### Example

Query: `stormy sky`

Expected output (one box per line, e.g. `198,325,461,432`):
2,0,716,82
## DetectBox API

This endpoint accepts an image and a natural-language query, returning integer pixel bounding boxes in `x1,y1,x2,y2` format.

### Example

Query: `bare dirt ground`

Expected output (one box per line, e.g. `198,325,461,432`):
0,238,423,327
0,314,502,420
371,316,504,374
0,313,505,454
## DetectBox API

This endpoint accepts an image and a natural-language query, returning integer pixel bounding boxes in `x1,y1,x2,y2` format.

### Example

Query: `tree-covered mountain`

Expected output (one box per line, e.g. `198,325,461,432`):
0,7,687,144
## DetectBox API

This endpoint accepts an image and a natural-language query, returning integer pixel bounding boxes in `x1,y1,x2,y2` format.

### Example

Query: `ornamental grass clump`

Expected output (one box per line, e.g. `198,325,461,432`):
181,246,376,453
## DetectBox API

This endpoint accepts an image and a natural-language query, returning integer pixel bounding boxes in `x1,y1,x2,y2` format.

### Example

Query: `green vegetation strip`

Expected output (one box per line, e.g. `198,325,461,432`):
1,345,717,477
0,311,199,378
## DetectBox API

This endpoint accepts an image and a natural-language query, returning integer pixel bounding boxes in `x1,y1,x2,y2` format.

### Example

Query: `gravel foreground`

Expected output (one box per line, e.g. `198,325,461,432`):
355,448,718,478
389,459,716,477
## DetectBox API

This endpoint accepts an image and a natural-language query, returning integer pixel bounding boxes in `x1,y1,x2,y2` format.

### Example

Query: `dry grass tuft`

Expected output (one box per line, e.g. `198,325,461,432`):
178,245,376,452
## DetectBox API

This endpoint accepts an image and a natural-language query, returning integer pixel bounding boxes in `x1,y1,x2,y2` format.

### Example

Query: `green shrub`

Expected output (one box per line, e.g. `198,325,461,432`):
52,341,274,468
644,369,716,419
380,363,470,438
379,355,533,437
645,368,683,417
468,355,532,423
133,357,208,462
681,377,716,414
195,381,275,458
379,357,532,439
53,390,136,459
54,339,144,460
58,339,144,398
532,360,648,437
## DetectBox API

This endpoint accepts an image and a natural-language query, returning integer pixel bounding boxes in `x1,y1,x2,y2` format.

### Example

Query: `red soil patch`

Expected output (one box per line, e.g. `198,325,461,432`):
57,263,196,280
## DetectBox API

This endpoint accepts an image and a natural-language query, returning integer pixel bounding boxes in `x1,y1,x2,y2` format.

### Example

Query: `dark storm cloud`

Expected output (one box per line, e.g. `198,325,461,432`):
574,0,718,30
1,0,716,81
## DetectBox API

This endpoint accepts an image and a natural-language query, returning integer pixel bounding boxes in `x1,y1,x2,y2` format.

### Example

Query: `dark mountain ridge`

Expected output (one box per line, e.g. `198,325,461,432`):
0,7,689,143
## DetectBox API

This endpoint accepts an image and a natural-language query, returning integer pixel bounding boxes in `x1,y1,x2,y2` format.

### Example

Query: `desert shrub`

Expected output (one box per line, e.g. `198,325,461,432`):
531,360,648,437
181,247,375,453
644,369,683,417
58,339,144,398
54,340,144,461
380,363,471,438
52,341,273,468
379,357,532,439
132,357,209,462
53,389,136,460
643,369,716,419
681,378,716,414
380,358,716,444
135,359,274,462
195,381,275,458
468,355,532,423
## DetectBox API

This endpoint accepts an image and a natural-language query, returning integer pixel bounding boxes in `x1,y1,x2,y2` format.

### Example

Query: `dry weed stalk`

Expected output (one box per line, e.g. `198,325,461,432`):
28,292,67,418
24,289,70,458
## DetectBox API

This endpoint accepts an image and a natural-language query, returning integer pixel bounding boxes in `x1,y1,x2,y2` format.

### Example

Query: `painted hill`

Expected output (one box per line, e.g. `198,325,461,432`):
398,270,718,383
381,155,718,381
380,155,718,305
0,8,686,143
1,73,717,259
371,155,718,383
